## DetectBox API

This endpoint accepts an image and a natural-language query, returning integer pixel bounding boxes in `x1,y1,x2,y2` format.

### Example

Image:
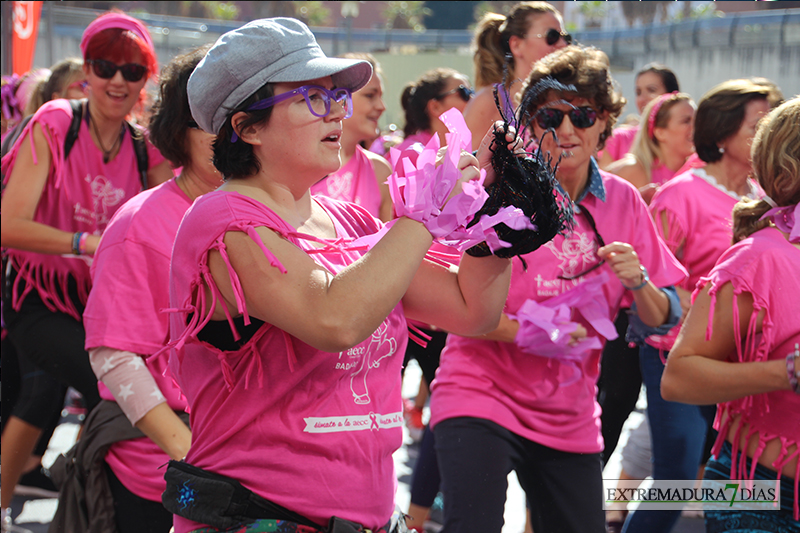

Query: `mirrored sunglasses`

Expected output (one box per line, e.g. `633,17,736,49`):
231,85,352,142
88,59,148,82
535,28,573,46
534,106,598,130
436,85,475,103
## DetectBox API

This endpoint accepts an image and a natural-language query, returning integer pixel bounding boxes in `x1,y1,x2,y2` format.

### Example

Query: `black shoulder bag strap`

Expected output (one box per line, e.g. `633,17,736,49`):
127,123,150,190
64,99,85,158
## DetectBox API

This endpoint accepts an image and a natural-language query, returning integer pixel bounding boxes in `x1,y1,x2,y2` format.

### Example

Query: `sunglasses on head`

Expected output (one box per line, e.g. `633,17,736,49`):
535,28,573,46
436,85,475,103
534,105,598,130
88,59,148,82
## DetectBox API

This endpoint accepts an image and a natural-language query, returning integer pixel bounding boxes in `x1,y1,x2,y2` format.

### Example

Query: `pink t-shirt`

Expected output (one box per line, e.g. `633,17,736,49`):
167,192,407,532
0,99,165,320
599,125,639,163
83,179,190,501
650,162,677,187
430,171,686,454
310,145,383,218
699,227,800,520
646,169,760,351
394,131,433,154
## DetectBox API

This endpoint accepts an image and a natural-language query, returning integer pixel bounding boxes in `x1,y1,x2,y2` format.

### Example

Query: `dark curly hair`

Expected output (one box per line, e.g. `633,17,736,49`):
520,45,626,151
148,45,211,168
211,82,276,179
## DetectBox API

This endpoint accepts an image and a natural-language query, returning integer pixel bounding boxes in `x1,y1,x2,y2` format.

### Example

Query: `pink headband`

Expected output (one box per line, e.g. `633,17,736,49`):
647,91,678,140
80,12,154,58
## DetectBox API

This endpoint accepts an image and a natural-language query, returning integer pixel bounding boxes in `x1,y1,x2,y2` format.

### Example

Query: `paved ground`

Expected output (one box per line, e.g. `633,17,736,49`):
3,362,705,533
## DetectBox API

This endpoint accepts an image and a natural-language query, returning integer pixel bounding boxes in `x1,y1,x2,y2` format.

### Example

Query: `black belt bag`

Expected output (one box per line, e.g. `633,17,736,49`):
163,460,319,530
162,461,405,533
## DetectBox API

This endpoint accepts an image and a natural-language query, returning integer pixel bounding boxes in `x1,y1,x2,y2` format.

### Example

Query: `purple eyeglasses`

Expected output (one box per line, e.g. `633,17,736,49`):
231,85,352,142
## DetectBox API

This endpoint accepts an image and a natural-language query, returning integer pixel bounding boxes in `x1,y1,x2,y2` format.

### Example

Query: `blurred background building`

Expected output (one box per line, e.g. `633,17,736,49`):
2,1,799,131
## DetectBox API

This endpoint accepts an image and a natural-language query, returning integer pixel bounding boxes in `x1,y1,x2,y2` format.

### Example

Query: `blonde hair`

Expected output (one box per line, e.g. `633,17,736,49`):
629,92,693,179
732,96,800,243
472,2,559,88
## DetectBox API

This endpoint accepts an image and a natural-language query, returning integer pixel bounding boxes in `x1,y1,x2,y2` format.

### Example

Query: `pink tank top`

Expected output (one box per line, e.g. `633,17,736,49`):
700,228,800,520
310,145,383,218
0,99,165,320
167,191,407,531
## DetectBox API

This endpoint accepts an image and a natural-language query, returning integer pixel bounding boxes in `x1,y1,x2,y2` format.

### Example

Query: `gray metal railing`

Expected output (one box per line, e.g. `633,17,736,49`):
18,4,800,74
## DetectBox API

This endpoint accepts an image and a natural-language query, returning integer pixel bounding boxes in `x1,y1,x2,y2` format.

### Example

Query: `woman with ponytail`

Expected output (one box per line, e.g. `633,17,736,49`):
623,79,771,533
662,96,799,532
396,68,472,153
463,1,568,150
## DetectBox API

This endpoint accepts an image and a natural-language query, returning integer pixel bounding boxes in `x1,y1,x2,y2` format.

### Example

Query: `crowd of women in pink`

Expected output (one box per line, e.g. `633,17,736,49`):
1,3,797,533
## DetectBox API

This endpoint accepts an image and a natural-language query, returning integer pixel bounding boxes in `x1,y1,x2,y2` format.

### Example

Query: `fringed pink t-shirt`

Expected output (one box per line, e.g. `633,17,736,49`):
310,145,383,218
0,99,165,321
698,227,800,520
167,191,407,532
431,172,687,454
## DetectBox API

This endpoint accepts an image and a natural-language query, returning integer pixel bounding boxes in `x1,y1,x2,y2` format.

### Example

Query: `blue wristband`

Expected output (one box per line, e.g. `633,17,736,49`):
626,266,649,291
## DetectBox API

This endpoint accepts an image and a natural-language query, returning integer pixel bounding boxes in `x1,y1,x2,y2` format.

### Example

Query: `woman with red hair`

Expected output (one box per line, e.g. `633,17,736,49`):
0,11,171,523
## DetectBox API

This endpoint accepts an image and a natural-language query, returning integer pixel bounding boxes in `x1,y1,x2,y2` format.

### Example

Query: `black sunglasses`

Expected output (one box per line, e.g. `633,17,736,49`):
558,205,606,281
536,28,573,46
88,59,148,82
534,106,598,131
436,85,475,103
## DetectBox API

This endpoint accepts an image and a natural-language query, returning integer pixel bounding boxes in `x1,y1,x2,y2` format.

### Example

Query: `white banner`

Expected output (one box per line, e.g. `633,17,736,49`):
303,411,404,433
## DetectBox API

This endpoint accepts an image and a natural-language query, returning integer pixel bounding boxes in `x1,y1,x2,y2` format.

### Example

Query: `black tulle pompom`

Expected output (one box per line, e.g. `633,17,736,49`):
466,77,574,264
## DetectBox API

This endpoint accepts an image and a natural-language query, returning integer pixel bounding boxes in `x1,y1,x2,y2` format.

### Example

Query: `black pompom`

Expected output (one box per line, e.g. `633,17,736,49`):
466,78,574,262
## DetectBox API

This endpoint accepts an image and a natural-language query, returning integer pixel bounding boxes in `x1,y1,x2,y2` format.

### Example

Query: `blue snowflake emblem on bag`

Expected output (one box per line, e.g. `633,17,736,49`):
177,479,196,510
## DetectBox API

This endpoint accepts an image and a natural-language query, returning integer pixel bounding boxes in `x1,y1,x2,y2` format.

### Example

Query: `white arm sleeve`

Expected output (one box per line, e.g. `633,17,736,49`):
89,346,167,425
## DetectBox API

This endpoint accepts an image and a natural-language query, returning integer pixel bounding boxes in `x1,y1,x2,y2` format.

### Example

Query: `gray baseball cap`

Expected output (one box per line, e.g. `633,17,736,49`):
188,17,373,135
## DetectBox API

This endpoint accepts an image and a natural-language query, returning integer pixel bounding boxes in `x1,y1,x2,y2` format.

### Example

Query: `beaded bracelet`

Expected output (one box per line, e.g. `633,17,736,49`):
625,265,649,291
78,232,89,255
72,232,84,256
787,344,799,395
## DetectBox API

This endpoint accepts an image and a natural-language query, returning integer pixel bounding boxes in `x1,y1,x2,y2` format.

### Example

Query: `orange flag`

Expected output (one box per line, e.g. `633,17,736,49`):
12,1,43,75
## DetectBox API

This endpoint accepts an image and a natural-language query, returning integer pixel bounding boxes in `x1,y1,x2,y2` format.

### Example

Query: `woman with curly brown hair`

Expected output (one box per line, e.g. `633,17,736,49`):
429,45,687,533
63,44,222,533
